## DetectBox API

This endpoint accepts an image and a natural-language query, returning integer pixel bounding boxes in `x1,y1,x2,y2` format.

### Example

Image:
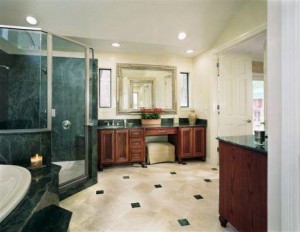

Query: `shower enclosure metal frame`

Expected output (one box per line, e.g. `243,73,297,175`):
47,32,95,192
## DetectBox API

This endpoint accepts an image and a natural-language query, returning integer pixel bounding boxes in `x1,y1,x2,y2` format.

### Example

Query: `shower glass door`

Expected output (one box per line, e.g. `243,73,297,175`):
51,35,87,185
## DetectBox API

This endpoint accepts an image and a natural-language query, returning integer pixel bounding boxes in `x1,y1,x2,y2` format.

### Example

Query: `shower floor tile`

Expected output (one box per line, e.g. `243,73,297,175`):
60,161,237,232
52,160,85,184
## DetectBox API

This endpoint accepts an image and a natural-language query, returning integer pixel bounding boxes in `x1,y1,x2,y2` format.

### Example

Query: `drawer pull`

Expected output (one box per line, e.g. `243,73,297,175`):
132,142,141,145
159,130,166,133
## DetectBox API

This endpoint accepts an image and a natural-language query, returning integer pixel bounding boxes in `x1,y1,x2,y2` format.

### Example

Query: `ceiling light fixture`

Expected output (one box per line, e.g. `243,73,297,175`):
25,16,38,25
112,43,120,48
178,32,187,40
186,49,194,54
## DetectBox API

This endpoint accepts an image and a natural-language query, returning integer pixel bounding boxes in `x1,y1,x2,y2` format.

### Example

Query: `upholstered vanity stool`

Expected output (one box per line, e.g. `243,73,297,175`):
146,142,175,164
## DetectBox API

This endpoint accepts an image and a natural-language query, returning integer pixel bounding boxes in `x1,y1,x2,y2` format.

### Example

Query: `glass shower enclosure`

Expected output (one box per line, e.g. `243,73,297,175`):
0,26,97,195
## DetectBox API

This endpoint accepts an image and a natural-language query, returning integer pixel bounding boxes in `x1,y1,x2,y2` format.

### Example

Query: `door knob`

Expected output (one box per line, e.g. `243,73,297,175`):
245,119,252,123
62,120,71,130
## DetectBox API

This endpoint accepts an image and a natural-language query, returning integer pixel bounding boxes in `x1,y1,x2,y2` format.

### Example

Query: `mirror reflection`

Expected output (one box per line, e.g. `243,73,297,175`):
117,63,177,114
130,80,153,109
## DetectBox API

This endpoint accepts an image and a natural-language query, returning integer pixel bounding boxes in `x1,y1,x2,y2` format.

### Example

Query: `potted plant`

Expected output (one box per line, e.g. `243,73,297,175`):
140,107,163,125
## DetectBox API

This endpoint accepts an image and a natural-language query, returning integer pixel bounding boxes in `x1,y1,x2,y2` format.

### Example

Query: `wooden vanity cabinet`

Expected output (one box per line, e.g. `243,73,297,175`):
98,129,128,170
218,141,267,231
98,128,145,170
177,126,206,162
98,125,206,169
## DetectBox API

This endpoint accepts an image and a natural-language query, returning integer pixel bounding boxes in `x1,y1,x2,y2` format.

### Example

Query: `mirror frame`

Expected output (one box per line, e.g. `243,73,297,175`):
116,63,177,115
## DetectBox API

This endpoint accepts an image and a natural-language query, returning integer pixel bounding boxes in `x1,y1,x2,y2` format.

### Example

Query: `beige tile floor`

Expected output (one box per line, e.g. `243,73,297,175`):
60,161,237,232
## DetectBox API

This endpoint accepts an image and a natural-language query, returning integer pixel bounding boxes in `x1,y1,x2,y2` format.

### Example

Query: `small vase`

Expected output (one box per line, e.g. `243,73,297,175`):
141,119,161,125
188,110,197,125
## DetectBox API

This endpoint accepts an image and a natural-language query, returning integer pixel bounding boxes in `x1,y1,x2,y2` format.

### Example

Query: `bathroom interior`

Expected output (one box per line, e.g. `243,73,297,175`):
1,0,298,231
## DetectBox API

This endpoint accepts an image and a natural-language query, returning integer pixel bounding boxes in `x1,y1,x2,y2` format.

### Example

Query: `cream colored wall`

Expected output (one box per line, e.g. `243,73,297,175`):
95,52,194,119
214,0,267,48
193,52,216,164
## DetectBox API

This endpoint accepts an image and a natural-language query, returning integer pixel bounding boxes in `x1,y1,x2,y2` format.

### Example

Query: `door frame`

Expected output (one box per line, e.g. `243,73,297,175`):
208,23,267,166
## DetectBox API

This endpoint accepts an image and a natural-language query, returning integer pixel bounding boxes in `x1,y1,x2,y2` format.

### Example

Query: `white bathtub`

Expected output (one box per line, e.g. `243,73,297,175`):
0,165,31,223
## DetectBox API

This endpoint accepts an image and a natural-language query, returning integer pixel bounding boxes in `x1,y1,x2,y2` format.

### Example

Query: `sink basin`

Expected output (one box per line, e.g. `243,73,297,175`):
0,165,31,223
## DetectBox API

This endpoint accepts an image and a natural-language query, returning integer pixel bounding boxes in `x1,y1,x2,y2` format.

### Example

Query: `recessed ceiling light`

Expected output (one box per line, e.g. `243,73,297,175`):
178,32,187,40
25,16,38,25
186,49,194,54
112,43,120,48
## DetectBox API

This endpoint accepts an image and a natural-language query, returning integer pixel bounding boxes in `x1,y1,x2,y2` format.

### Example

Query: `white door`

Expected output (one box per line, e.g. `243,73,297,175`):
217,52,253,137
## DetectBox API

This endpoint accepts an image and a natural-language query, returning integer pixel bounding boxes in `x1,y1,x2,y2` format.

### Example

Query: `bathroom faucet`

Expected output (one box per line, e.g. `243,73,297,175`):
112,120,121,126
113,120,121,126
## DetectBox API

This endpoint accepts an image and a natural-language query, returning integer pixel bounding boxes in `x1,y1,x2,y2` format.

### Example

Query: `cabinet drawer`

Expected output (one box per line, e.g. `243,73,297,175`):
130,138,144,148
130,149,144,161
129,129,144,137
145,127,177,135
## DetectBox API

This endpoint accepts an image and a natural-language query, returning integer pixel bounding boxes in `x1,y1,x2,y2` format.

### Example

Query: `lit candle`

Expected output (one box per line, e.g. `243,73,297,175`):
31,154,43,167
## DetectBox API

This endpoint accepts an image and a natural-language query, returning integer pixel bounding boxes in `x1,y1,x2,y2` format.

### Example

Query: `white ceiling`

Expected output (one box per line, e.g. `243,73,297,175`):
0,0,246,57
228,32,266,58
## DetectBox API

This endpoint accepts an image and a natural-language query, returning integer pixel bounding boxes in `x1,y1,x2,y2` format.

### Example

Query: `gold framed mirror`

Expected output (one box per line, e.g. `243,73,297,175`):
116,63,177,114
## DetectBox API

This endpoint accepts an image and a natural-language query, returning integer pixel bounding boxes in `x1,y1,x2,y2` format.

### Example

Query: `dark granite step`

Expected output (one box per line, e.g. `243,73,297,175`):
22,205,72,232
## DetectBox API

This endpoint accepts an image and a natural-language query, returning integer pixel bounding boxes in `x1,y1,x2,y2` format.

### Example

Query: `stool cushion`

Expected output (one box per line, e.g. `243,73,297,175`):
146,142,175,164
147,142,175,153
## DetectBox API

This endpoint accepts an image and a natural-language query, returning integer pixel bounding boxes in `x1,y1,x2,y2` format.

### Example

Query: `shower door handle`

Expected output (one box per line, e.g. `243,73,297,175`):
62,120,71,130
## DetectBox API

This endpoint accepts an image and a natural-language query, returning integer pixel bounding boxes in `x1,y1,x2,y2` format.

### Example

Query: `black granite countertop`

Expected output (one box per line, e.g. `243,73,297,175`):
217,135,268,155
97,118,207,130
0,164,61,232
97,123,207,130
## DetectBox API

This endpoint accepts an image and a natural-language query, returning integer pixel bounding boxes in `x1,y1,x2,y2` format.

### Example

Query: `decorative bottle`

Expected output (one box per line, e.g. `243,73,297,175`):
188,110,197,125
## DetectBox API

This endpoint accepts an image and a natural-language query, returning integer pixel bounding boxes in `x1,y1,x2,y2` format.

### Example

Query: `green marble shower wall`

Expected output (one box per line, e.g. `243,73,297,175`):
0,52,47,129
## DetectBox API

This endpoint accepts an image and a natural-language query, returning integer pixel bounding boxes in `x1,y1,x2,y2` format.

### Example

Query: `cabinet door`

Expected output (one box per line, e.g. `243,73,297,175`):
193,127,206,157
115,129,129,163
179,128,193,157
100,130,115,164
